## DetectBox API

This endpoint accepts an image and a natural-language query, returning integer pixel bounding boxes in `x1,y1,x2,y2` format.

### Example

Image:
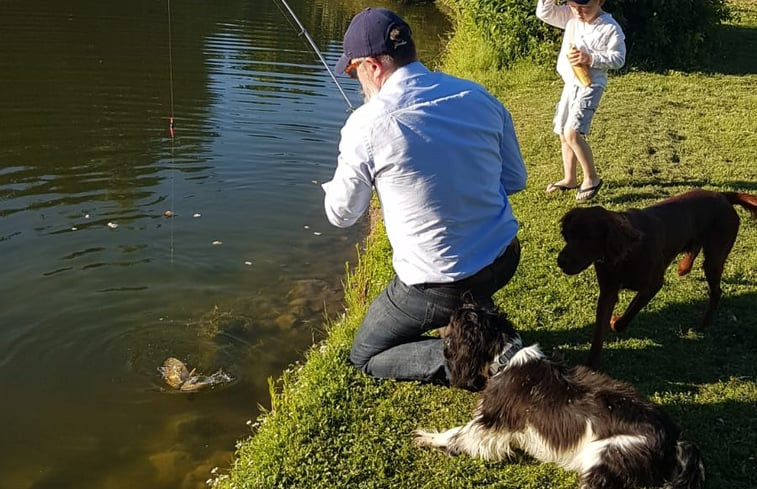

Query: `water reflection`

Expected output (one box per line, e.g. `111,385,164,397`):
0,0,450,487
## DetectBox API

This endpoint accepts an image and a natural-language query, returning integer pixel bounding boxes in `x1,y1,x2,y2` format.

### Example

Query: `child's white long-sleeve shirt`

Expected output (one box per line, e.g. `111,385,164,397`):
536,0,626,88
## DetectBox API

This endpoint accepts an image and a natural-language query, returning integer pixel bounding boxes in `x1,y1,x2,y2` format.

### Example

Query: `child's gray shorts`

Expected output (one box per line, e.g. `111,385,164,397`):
553,83,605,135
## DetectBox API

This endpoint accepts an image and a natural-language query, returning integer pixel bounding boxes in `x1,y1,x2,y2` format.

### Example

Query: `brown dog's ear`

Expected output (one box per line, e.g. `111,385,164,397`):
604,213,642,264
559,207,582,236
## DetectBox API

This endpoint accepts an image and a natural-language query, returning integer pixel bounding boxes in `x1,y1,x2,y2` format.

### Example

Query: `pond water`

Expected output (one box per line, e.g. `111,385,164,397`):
0,0,450,488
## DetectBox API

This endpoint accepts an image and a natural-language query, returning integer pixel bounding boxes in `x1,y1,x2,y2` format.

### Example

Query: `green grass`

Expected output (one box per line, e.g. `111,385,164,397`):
212,1,757,487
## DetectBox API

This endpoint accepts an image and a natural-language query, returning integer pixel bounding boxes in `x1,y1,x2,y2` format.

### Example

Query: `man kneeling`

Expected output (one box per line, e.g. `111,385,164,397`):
322,8,527,385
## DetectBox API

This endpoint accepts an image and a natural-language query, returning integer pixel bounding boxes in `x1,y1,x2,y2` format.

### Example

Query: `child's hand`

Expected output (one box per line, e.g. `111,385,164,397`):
567,44,592,66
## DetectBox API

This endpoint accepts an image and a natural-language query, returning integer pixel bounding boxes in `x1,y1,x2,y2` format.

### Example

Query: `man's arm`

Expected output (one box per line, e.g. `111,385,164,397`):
322,158,373,228
322,124,375,228
499,110,527,196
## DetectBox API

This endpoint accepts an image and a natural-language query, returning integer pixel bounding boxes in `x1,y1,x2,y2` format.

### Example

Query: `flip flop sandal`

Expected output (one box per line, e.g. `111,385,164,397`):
576,179,603,202
546,182,579,194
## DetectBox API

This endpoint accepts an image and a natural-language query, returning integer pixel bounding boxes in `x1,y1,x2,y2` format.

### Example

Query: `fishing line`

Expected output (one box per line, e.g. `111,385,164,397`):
167,0,176,263
164,1,350,265
273,0,355,111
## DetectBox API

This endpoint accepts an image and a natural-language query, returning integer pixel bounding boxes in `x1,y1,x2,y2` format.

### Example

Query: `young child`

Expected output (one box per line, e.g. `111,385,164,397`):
536,0,626,201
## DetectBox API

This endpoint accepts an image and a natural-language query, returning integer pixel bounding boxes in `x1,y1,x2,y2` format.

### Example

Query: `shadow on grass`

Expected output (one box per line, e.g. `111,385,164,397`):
596,178,757,207
671,399,757,489
528,292,757,395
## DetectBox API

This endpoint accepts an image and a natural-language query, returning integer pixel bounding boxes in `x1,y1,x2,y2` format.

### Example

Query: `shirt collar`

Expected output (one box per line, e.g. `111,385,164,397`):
380,61,430,92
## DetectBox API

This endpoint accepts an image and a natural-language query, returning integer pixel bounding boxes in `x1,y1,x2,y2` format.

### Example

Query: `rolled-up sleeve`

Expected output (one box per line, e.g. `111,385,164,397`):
322,123,375,228
499,109,527,195
322,158,373,228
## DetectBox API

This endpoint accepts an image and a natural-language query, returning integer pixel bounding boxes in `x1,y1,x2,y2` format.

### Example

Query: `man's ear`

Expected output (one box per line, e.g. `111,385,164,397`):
363,57,381,75
365,57,392,85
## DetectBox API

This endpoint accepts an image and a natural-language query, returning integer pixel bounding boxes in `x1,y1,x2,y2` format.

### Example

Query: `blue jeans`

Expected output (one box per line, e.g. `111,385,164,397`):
350,237,521,385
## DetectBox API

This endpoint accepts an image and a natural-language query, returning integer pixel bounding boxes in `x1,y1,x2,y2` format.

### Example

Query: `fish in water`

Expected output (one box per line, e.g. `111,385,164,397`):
158,357,232,392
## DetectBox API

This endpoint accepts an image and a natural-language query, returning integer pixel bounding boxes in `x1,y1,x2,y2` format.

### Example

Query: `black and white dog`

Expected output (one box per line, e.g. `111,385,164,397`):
414,301,705,489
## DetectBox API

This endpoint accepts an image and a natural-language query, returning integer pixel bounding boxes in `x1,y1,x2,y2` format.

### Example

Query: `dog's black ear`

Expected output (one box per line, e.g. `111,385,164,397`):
604,213,642,263
460,290,476,306
560,206,605,239
445,303,502,391
559,208,580,236
462,309,480,326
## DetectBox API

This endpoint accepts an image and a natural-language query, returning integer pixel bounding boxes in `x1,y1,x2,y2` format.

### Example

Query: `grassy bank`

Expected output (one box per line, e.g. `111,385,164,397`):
213,1,756,487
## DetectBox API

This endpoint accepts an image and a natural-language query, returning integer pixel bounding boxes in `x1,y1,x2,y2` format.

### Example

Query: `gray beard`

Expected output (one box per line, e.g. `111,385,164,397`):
362,84,379,104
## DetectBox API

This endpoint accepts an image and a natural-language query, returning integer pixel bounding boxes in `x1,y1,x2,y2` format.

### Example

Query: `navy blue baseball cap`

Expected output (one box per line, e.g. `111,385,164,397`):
568,0,592,4
335,8,412,75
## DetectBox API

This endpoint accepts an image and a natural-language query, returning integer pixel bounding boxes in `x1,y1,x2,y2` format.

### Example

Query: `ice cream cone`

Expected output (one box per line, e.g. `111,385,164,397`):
567,43,592,87
571,63,592,86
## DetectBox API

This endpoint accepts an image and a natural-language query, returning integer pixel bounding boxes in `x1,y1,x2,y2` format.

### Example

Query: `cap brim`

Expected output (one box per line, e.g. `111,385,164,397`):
335,54,349,77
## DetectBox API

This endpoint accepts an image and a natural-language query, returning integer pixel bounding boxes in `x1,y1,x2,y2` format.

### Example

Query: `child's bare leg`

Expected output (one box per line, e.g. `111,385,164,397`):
546,134,579,192
559,134,579,186
563,128,600,192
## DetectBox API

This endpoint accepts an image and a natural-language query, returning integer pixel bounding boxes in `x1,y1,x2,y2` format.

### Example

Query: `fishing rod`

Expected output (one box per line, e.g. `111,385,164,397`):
275,0,355,111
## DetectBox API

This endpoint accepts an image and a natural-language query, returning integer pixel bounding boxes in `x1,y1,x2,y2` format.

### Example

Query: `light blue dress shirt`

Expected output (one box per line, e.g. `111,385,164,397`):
323,62,527,285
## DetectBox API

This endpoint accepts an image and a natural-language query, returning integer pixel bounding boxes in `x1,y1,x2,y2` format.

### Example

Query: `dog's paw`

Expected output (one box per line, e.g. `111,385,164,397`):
609,314,627,332
413,429,456,452
413,430,462,456
412,429,437,448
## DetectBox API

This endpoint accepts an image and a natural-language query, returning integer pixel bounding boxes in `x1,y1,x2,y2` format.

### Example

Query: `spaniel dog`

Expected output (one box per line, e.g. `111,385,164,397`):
558,189,757,369
414,302,705,489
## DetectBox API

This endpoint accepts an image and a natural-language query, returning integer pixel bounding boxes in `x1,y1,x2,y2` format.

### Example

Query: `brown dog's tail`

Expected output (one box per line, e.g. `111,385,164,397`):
722,192,757,219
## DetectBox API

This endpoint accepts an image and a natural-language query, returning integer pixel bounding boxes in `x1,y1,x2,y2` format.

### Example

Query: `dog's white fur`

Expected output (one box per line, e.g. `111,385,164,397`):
416,345,649,474
415,304,705,489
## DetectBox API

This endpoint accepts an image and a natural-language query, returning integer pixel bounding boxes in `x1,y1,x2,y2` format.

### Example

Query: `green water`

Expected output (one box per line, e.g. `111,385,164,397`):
0,0,450,487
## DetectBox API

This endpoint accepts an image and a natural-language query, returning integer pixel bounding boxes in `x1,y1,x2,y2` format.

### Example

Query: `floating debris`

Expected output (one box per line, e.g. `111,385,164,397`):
193,213,201,218
244,261,252,266
84,213,90,219
313,232,322,236
71,227,78,231
158,357,232,392
107,222,118,229
303,225,310,229
164,210,173,217
211,240,223,246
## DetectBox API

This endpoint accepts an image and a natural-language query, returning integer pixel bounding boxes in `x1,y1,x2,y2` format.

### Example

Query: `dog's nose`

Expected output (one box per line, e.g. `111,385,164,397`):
557,252,579,275
557,252,568,271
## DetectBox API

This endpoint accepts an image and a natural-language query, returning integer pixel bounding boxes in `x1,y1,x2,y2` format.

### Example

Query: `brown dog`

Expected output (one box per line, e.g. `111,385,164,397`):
558,189,757,369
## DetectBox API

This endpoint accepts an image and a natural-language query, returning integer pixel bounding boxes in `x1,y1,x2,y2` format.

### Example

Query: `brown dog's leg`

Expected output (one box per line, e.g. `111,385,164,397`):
611,283,662,333
587,287,619,369
700,254,724,327
677,248,700,276
701,281,722,327
700,221,738,326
